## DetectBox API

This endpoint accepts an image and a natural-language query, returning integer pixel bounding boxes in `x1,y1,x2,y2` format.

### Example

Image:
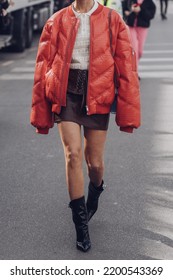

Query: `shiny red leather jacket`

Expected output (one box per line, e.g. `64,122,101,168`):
30,4,141,134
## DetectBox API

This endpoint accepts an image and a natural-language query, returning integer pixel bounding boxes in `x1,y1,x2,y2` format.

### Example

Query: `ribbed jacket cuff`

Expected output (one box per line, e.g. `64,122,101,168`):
120,127,133,133
36,128,49,134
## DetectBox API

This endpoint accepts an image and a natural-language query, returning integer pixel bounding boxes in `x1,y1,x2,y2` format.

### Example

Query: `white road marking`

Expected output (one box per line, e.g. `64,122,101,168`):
140,58,173,62
0,74,34,80
138,71,173,79
139,65,173,71
26,60,35,65
1,60,14,66
145,43,173,46
143,50,173,54
11,67,34,72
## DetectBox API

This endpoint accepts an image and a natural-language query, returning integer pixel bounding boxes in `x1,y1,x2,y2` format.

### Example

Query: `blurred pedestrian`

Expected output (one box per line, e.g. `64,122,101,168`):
30,0,140,252
62,0,74,8
0,0,13,32
0,0,14,16
54,0,73,11
160,0,169,20
123,0,156,76
99,0,123,15
0,0,9,16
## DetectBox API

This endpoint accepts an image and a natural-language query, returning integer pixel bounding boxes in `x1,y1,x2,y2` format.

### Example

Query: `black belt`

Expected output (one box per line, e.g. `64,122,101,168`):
67,69,88,95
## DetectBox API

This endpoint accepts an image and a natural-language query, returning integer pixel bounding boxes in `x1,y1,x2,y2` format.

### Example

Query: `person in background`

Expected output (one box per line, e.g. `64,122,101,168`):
99,0,123,16
123,0,156,78
31,0,140,253
0,0,14,32
62,0,74,8
160,0,169,20
54,0,73,11
0,0,14,16
0,0,9,16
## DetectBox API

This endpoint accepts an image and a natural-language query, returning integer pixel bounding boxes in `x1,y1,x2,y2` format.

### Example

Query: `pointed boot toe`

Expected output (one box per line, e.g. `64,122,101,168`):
76,239,91,252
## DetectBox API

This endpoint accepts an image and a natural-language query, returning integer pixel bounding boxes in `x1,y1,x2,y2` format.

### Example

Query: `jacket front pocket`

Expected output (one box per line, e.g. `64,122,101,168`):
45,70,57,103
95,88,115,106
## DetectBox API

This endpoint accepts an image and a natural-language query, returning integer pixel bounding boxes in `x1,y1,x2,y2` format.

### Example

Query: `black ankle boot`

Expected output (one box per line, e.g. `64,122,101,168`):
69,196,91,252
86,181,105,221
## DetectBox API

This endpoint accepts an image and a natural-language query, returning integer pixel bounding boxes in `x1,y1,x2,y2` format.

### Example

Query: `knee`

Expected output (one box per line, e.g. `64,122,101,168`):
65,148,82,169
87,160,104,175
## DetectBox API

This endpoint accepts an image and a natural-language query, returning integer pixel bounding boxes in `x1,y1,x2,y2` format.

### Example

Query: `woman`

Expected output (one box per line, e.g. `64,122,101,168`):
123,0,156,74
30,0,140,252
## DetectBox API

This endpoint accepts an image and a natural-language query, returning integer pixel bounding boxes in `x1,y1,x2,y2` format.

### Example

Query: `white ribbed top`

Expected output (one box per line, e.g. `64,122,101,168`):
70,1,98,70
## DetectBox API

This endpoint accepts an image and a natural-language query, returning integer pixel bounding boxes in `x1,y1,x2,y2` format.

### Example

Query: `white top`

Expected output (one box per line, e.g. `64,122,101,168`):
70,0,99,70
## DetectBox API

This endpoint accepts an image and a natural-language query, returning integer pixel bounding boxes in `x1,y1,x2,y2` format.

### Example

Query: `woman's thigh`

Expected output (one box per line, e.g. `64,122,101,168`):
57,121,82,157
83,128,108,163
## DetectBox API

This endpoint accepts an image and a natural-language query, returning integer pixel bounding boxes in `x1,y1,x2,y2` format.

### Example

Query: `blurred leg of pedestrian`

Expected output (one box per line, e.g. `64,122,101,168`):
129,27,138,67
160,0,169,20
137,27,148,61
164,0,168,17
160,0,164,18
129,26,148,79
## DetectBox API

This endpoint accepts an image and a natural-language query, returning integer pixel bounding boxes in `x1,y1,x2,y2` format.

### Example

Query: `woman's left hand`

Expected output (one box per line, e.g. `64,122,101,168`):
131,4,141,14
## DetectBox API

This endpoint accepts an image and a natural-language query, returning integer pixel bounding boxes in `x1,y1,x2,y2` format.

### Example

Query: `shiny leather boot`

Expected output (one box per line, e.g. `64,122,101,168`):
69,196,91,252
86,181,105,221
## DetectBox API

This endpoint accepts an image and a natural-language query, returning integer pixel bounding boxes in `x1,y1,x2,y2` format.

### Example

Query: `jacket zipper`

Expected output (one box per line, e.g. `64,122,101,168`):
86,17,92,115
59,18,80,107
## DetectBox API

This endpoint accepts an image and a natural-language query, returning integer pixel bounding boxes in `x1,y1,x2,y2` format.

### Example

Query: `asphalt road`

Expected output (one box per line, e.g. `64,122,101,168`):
0,3,173,260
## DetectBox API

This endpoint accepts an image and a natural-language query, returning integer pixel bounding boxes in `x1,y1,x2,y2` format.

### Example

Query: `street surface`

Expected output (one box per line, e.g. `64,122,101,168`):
0,2,173,260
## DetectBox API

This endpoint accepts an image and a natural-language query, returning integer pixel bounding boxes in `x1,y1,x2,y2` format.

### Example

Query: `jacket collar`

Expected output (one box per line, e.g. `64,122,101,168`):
68,3,104,17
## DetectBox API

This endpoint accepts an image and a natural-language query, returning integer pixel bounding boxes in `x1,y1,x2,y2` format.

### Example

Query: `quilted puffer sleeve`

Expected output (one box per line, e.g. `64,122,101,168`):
30,20,54,134
114,19,141,133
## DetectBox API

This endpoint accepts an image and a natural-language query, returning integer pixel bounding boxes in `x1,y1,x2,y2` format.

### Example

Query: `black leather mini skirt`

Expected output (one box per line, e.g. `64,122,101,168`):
54,69,110,130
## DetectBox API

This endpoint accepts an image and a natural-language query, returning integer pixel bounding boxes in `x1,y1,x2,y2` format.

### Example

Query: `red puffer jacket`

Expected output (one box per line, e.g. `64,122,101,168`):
30,4,141,134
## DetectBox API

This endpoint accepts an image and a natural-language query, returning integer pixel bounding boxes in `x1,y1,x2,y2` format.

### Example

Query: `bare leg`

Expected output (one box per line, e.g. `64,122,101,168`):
84,128,108,187
57,122,84,200
58,122,91,252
